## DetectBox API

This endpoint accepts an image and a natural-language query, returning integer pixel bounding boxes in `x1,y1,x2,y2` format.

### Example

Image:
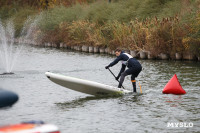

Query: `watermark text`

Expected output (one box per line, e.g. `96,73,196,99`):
167,122,193,128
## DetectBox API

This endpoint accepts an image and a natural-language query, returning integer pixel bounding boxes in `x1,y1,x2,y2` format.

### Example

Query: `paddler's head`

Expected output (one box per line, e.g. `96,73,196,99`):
115,49,121,57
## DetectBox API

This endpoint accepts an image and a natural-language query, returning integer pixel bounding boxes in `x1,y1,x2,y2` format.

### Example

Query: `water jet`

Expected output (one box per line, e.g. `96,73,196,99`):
0,16,41,74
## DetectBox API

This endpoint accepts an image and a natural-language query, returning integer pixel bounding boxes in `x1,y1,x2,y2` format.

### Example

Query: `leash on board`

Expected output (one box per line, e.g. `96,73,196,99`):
107,68,125,89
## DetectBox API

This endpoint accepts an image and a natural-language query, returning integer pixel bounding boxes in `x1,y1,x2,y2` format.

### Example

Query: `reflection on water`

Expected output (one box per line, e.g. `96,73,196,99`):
163,95,183,107
0,45,199,132
56,96,118,109
56,93,144,109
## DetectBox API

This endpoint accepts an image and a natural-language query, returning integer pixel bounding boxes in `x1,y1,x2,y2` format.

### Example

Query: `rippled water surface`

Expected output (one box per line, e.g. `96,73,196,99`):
0,45,199,133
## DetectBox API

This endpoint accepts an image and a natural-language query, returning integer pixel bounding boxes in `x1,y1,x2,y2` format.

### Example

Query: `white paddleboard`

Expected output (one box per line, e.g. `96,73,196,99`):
45,72,132,96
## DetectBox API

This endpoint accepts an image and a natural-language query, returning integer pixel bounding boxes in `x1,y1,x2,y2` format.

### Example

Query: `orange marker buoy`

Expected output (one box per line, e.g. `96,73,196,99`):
162,74,186,95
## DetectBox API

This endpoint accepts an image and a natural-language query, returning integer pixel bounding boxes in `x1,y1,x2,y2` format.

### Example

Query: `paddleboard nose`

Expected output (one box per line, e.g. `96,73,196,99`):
45,72,51,79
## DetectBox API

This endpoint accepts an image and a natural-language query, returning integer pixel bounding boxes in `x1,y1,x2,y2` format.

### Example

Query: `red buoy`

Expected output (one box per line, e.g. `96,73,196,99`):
162,74,186,95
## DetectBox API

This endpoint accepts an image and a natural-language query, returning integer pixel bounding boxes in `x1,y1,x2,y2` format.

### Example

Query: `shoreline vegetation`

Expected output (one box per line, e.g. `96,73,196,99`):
0,0,200,61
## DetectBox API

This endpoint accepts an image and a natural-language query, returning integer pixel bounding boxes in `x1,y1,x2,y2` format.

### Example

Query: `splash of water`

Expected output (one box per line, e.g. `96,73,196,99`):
0,16,41,74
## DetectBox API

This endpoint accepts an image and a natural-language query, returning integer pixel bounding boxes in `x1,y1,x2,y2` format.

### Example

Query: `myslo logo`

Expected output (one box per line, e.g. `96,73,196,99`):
167,122,193,128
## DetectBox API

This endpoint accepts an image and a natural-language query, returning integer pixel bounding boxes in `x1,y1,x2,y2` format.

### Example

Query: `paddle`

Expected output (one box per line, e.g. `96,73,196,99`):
108,68,125,89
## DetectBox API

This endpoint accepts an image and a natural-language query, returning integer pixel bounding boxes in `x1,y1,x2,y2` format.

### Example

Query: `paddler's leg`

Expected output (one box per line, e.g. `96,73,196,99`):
118,72,128,88
131,75,136,92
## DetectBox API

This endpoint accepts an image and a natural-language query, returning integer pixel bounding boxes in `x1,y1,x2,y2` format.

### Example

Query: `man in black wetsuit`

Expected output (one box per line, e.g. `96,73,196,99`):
105,49,142,92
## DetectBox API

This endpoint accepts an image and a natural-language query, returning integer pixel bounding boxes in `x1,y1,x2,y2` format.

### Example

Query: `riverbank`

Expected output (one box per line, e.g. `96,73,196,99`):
1,0,200,61
14,38,200,61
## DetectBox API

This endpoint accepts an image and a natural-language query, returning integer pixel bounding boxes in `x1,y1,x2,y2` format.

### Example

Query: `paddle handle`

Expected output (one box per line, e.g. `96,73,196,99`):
108,68,125,89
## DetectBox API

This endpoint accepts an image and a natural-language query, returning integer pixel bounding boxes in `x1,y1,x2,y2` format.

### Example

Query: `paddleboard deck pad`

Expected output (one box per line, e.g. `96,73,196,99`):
45,72,132,96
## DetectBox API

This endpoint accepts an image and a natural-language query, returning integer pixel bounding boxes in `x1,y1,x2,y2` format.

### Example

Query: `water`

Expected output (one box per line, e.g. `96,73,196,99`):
0,45,199,133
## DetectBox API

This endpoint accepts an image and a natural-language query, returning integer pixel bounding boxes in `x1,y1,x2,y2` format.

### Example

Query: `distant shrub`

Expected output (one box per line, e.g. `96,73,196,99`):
182,11,200,56
1,0,200,58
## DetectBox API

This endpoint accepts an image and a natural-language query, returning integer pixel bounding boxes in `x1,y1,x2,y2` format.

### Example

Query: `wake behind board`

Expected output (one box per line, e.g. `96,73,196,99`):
45,72,131,96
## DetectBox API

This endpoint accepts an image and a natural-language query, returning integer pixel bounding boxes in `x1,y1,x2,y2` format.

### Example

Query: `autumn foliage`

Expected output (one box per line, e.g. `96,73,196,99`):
0,0,200,58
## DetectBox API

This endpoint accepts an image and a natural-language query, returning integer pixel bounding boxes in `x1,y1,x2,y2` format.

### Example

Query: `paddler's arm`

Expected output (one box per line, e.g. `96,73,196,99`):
105,55,123,69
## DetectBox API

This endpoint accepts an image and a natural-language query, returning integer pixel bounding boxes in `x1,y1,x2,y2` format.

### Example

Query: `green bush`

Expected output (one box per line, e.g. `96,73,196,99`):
39,4,86,31
1,0,200,58
39,0,193,30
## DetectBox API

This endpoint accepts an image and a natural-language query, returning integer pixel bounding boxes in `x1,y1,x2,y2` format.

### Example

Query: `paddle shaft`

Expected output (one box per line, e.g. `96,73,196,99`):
108,68,125,89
